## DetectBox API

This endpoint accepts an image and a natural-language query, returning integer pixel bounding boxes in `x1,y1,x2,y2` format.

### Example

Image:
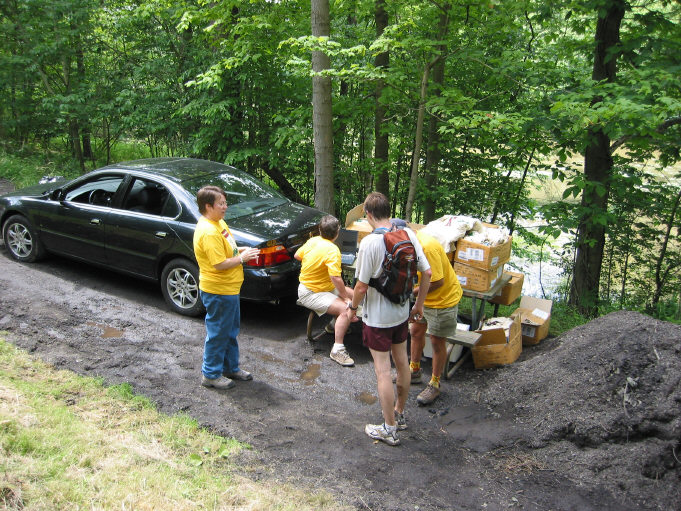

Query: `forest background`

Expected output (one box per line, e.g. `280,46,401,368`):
0,0,679,322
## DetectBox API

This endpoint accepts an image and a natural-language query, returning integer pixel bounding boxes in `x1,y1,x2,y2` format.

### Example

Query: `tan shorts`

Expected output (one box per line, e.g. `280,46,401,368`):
296,283,339,316
422,305,459,338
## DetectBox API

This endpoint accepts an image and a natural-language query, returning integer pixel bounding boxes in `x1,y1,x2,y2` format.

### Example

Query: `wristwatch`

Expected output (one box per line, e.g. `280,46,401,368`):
347,303,358,311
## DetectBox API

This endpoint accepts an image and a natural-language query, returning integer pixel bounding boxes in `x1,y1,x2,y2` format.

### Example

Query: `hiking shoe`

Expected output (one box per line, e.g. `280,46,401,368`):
416,384,440,406
224,369,253,381
395,411,407,431
324,317,336,334
365,423,400,446
330,347,354,366
201,375,235,390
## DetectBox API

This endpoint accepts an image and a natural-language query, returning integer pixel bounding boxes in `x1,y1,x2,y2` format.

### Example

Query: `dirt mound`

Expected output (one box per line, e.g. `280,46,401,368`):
480,310,681,509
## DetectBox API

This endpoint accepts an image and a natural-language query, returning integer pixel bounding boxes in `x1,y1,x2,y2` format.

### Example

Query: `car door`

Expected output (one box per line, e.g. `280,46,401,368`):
104,177,179,279
38,174,126,265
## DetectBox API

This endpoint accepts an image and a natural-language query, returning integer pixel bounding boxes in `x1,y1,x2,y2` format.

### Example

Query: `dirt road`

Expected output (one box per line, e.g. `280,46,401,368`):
0,245,678,510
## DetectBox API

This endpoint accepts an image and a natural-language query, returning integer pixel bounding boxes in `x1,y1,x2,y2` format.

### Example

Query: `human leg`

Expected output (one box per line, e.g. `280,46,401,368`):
219,294,242,374
370,347,396,426
408,320,427,383
326,296,355,366
390,339,409,415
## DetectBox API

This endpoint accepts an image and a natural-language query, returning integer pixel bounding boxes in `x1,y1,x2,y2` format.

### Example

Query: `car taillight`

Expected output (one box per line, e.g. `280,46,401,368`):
244,244,291,267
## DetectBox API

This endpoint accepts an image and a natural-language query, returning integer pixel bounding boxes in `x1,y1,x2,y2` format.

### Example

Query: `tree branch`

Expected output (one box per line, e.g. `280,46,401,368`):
610,116,681,151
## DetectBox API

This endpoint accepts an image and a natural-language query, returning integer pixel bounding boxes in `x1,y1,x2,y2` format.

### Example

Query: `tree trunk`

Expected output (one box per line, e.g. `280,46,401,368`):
311,0,335,214
569,0,625,317
373,0,390,198
423,5,450,223
404,62,433,221
651,186,681,311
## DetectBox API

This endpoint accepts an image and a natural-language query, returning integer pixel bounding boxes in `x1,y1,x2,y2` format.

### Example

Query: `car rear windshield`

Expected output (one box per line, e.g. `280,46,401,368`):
183,169,288,220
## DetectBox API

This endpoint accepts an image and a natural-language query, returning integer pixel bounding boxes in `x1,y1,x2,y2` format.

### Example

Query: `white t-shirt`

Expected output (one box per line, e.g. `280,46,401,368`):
355,227,430,328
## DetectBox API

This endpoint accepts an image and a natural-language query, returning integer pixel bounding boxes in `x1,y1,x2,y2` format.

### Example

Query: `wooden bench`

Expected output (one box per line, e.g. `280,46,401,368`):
442,330,482,379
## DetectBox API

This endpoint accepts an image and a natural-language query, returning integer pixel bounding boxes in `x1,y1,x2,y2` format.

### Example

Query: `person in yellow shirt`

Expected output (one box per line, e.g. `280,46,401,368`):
295,215,355,366
194,185,260,390
407,226,463,405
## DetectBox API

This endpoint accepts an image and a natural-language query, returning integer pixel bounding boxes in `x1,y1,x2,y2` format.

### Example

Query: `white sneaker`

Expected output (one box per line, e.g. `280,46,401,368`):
365,423,400,446
201,375,235,390
330,347,354,366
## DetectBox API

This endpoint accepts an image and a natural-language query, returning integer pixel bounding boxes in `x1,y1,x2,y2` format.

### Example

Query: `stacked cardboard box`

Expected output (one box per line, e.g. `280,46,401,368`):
453,223,512,293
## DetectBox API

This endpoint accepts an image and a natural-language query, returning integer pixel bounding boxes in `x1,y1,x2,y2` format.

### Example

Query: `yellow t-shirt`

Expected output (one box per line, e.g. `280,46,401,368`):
193,216,244,295
416,230,462,309
295,236,342,293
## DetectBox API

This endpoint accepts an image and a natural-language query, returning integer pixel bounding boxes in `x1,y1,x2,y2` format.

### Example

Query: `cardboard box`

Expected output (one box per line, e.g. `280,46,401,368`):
454,223,512,270
513,296,553,345
344,203,423,243
453,262,504,293
471,314,522,369
489,271,524,305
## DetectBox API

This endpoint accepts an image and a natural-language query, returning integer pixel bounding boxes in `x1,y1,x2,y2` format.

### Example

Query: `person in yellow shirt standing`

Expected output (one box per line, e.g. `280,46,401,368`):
295,215,355,366
407,226,463,405
194,186,260,390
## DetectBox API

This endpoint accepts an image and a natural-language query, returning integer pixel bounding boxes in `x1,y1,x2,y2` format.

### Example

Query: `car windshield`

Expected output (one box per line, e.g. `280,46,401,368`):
183,169,288,220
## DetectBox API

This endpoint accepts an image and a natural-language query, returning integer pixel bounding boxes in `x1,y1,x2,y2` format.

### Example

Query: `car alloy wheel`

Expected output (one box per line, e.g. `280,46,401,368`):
2,215,45,263
161,258,204,316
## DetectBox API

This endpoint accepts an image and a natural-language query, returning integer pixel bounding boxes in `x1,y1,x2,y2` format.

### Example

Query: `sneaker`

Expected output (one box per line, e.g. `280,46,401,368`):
416,384,440,406
365,423,400,446
391,369,422,384
224,369,253,381
394,411,407,431
330,347,354,366
324,317,336,334
201,375,235,390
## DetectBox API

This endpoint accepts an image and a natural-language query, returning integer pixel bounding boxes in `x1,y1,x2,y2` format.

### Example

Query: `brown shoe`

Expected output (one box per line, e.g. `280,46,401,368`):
416,384,440,406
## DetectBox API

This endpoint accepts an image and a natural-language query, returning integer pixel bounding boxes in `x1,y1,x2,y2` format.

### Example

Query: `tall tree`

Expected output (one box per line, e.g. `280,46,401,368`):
311,0,335,214
373,0,390,198
569,0,625,316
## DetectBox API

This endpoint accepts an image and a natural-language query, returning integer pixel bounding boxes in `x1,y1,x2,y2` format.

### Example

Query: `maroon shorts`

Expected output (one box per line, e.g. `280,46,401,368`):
362,320,409,352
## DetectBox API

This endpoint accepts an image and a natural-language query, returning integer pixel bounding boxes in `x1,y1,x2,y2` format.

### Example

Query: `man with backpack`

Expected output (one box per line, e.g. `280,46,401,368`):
346,192,431,446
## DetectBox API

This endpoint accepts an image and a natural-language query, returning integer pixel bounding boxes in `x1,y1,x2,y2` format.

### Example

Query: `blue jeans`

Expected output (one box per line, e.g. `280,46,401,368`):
200,291,241,379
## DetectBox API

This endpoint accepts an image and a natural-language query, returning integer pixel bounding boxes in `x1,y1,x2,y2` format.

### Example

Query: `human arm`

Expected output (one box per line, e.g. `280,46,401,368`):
212,247,260,270
346,280,368,322
330,275,351,301
410,268,431,322
413,277,443,298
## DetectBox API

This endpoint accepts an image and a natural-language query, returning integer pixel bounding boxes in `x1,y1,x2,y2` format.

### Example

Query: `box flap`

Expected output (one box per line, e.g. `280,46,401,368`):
345,204,365,227
518,296,553,315
475,314,521,346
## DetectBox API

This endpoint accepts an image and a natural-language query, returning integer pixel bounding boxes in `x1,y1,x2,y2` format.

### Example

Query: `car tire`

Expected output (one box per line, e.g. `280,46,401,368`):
2,214,46,263
161,258,205,317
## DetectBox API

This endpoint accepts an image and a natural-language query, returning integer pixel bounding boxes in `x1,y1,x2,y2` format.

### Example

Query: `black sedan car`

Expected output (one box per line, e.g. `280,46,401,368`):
0,157,324,316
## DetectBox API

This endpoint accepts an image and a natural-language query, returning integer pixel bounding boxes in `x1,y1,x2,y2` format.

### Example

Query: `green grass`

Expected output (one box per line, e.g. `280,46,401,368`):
0,337,348,511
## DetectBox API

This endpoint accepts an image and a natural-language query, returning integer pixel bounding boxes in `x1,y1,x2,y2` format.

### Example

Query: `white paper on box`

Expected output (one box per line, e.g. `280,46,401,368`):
491,256,499,266
522,325,537,337
457,276,468,285
458,247,485,262
532,308,550,320
457,323,470,331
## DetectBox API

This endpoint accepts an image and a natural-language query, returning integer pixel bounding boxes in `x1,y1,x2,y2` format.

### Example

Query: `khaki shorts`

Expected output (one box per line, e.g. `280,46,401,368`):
422,305,459,338
296,283,339,316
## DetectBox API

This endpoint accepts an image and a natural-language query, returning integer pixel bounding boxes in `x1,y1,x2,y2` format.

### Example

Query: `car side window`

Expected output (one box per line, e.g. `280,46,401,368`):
64,175,124,206
122,178,174,217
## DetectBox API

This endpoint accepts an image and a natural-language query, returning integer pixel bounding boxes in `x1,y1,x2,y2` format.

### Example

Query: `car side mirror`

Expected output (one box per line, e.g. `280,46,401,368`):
50,188,64,201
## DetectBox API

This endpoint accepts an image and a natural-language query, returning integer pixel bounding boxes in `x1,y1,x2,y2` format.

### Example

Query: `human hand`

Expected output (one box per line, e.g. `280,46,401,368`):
409,305,423,323
240,247,260,264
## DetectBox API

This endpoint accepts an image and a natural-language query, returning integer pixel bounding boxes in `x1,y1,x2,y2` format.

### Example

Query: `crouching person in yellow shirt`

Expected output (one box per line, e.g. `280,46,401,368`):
408,228,463,405
295,215,355,366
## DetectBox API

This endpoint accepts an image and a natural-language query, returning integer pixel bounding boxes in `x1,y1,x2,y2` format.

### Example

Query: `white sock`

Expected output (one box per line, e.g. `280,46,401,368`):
384,423,397,433
331,343,344,353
